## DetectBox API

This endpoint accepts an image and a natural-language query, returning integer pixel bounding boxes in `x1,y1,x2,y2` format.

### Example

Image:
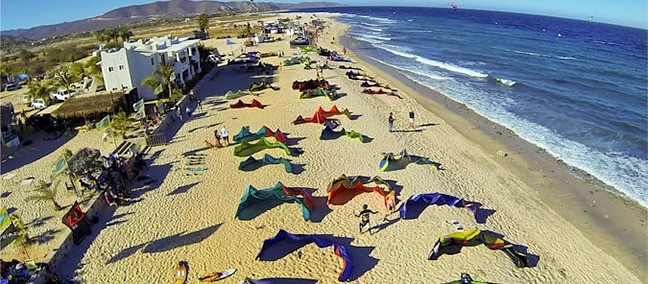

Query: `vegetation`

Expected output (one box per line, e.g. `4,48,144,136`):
197,13,210,35
142,64,175,99
26,79,55,103
110,111,130,139
25,179,63,211
9,214,30,245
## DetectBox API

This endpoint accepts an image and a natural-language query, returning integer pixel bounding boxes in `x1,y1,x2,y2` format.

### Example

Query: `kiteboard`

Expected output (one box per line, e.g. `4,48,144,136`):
186,167,208,171
199,268,237,282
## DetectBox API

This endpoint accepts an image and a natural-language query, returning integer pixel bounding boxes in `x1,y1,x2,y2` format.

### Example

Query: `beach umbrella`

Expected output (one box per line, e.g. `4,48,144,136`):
226,39,238,55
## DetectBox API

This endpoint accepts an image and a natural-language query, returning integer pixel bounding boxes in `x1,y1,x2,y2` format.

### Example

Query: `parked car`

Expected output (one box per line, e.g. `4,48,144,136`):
4,83,20,91
31,98,48,109
50,89,76,102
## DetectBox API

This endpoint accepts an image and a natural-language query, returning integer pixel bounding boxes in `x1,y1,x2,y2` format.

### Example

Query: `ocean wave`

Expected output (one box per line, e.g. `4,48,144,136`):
369,16,398,23
486,76,517,86
507,117,648,207
374,44,490,79
360,21,381,27
374,44,417,58
416,57,489,78
357,25,383,32
510,49,577,61
354,36,382,44
359,34,391,41
369,56,453,80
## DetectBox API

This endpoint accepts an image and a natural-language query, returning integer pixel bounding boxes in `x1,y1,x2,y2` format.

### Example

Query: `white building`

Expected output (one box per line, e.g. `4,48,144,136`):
100,35,202,101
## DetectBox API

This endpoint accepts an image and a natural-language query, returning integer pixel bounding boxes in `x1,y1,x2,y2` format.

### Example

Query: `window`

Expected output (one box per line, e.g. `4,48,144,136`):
161,54,166,65
151,58,155,65
118,65,124,70
108,67,114,72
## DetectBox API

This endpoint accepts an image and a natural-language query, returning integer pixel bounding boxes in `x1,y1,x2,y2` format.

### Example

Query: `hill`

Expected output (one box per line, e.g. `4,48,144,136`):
1,0,345,40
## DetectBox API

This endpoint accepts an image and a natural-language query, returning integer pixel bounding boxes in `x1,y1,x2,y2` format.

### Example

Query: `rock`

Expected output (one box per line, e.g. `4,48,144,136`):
496,150,508,157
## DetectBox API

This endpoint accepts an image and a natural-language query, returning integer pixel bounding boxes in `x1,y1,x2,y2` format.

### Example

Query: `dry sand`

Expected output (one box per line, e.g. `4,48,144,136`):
2,13,645,284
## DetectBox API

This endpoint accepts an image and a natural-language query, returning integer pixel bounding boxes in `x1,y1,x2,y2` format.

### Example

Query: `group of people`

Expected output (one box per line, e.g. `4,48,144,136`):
208,126,230,148
388,111,416,132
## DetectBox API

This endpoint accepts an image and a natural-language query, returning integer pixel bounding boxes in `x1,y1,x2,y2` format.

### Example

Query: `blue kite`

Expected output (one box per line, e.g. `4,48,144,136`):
399,192,484,222
256,229,353,282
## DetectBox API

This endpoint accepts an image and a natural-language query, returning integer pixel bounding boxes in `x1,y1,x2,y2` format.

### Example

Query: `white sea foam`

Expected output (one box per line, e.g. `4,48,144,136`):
359,34,391,41
416,57,489,78
355,36,382,44
495,78,517,86
357,25,383,32
369,16,398,23
557,56,577,60
374,44,417,58
368,56,453,80
360,21,381,27
410,74,648,207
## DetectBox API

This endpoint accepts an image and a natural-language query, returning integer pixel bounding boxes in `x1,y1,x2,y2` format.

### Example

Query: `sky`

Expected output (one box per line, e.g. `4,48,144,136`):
1,0,646,30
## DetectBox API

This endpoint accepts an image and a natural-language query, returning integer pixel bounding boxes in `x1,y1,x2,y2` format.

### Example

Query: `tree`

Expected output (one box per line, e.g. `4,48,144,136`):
25,179,63,211
110,112,130,139
142,64,175,99
197,13,210,34
52,69,74,92
9,214,30,245
26,79,54,103
117,27,134,42
18,49,34,63
84,56,104,88
68,63,86,84
94,29,108,43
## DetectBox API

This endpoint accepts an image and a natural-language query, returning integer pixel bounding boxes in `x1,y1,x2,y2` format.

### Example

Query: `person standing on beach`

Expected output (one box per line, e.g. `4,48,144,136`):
213,129,222,148
388,112,394,132
355,204,378,234
343,47,347,55
176,105,183,122
220,126,229,146
409,111,415,129
196,98,203,112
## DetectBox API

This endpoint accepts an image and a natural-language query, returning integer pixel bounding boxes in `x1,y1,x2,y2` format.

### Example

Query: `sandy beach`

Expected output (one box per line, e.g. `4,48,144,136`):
2,13,645,284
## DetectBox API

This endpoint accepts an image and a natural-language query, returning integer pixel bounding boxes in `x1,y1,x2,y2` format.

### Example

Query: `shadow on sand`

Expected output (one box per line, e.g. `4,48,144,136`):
1,130,76,173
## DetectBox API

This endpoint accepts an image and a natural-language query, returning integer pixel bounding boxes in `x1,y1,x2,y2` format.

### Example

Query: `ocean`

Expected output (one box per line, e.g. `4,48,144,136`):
294,7,648,207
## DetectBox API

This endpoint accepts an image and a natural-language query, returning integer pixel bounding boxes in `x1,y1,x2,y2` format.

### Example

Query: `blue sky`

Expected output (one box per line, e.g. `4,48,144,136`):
1,0,646,30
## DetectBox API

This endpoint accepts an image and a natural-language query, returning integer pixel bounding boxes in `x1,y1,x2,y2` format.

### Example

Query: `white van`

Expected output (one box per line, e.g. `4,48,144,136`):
50,89,76,102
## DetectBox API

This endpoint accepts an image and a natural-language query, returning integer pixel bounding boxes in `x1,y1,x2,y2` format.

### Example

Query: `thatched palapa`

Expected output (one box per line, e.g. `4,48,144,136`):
53,92,126,119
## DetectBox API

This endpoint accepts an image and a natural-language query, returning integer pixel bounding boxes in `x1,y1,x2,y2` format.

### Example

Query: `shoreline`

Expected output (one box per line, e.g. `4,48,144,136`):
334,20,647,279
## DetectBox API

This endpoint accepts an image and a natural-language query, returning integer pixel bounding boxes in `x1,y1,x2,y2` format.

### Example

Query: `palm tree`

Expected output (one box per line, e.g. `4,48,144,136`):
110,112,130,139
84,56,104,88
9,214,30,244
26,79,54,103
52,69,74,93
25,179,63,211
142,64,175,99
197,13,209,34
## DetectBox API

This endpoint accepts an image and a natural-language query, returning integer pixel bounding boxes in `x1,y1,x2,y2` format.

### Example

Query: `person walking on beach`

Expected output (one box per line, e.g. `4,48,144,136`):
388,112,395,132
220,126,229,146
196,98,203,112
355,204,378,234
176,105,183,122
409,111,415,129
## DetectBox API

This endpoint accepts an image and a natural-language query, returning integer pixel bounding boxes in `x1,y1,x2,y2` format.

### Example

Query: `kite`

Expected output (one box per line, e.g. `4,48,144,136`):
429,229,531,268
236,182,313,221
256,229,353,281
398,192,482,221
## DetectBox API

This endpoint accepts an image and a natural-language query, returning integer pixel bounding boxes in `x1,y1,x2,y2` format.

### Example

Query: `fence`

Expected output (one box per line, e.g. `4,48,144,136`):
145,132,167,146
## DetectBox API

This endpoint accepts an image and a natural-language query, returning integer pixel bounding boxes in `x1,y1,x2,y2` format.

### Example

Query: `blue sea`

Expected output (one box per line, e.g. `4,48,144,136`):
295,7,648,207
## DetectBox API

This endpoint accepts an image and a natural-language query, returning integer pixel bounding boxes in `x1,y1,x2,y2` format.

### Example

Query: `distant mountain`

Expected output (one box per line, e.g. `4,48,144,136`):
1,0,345,40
